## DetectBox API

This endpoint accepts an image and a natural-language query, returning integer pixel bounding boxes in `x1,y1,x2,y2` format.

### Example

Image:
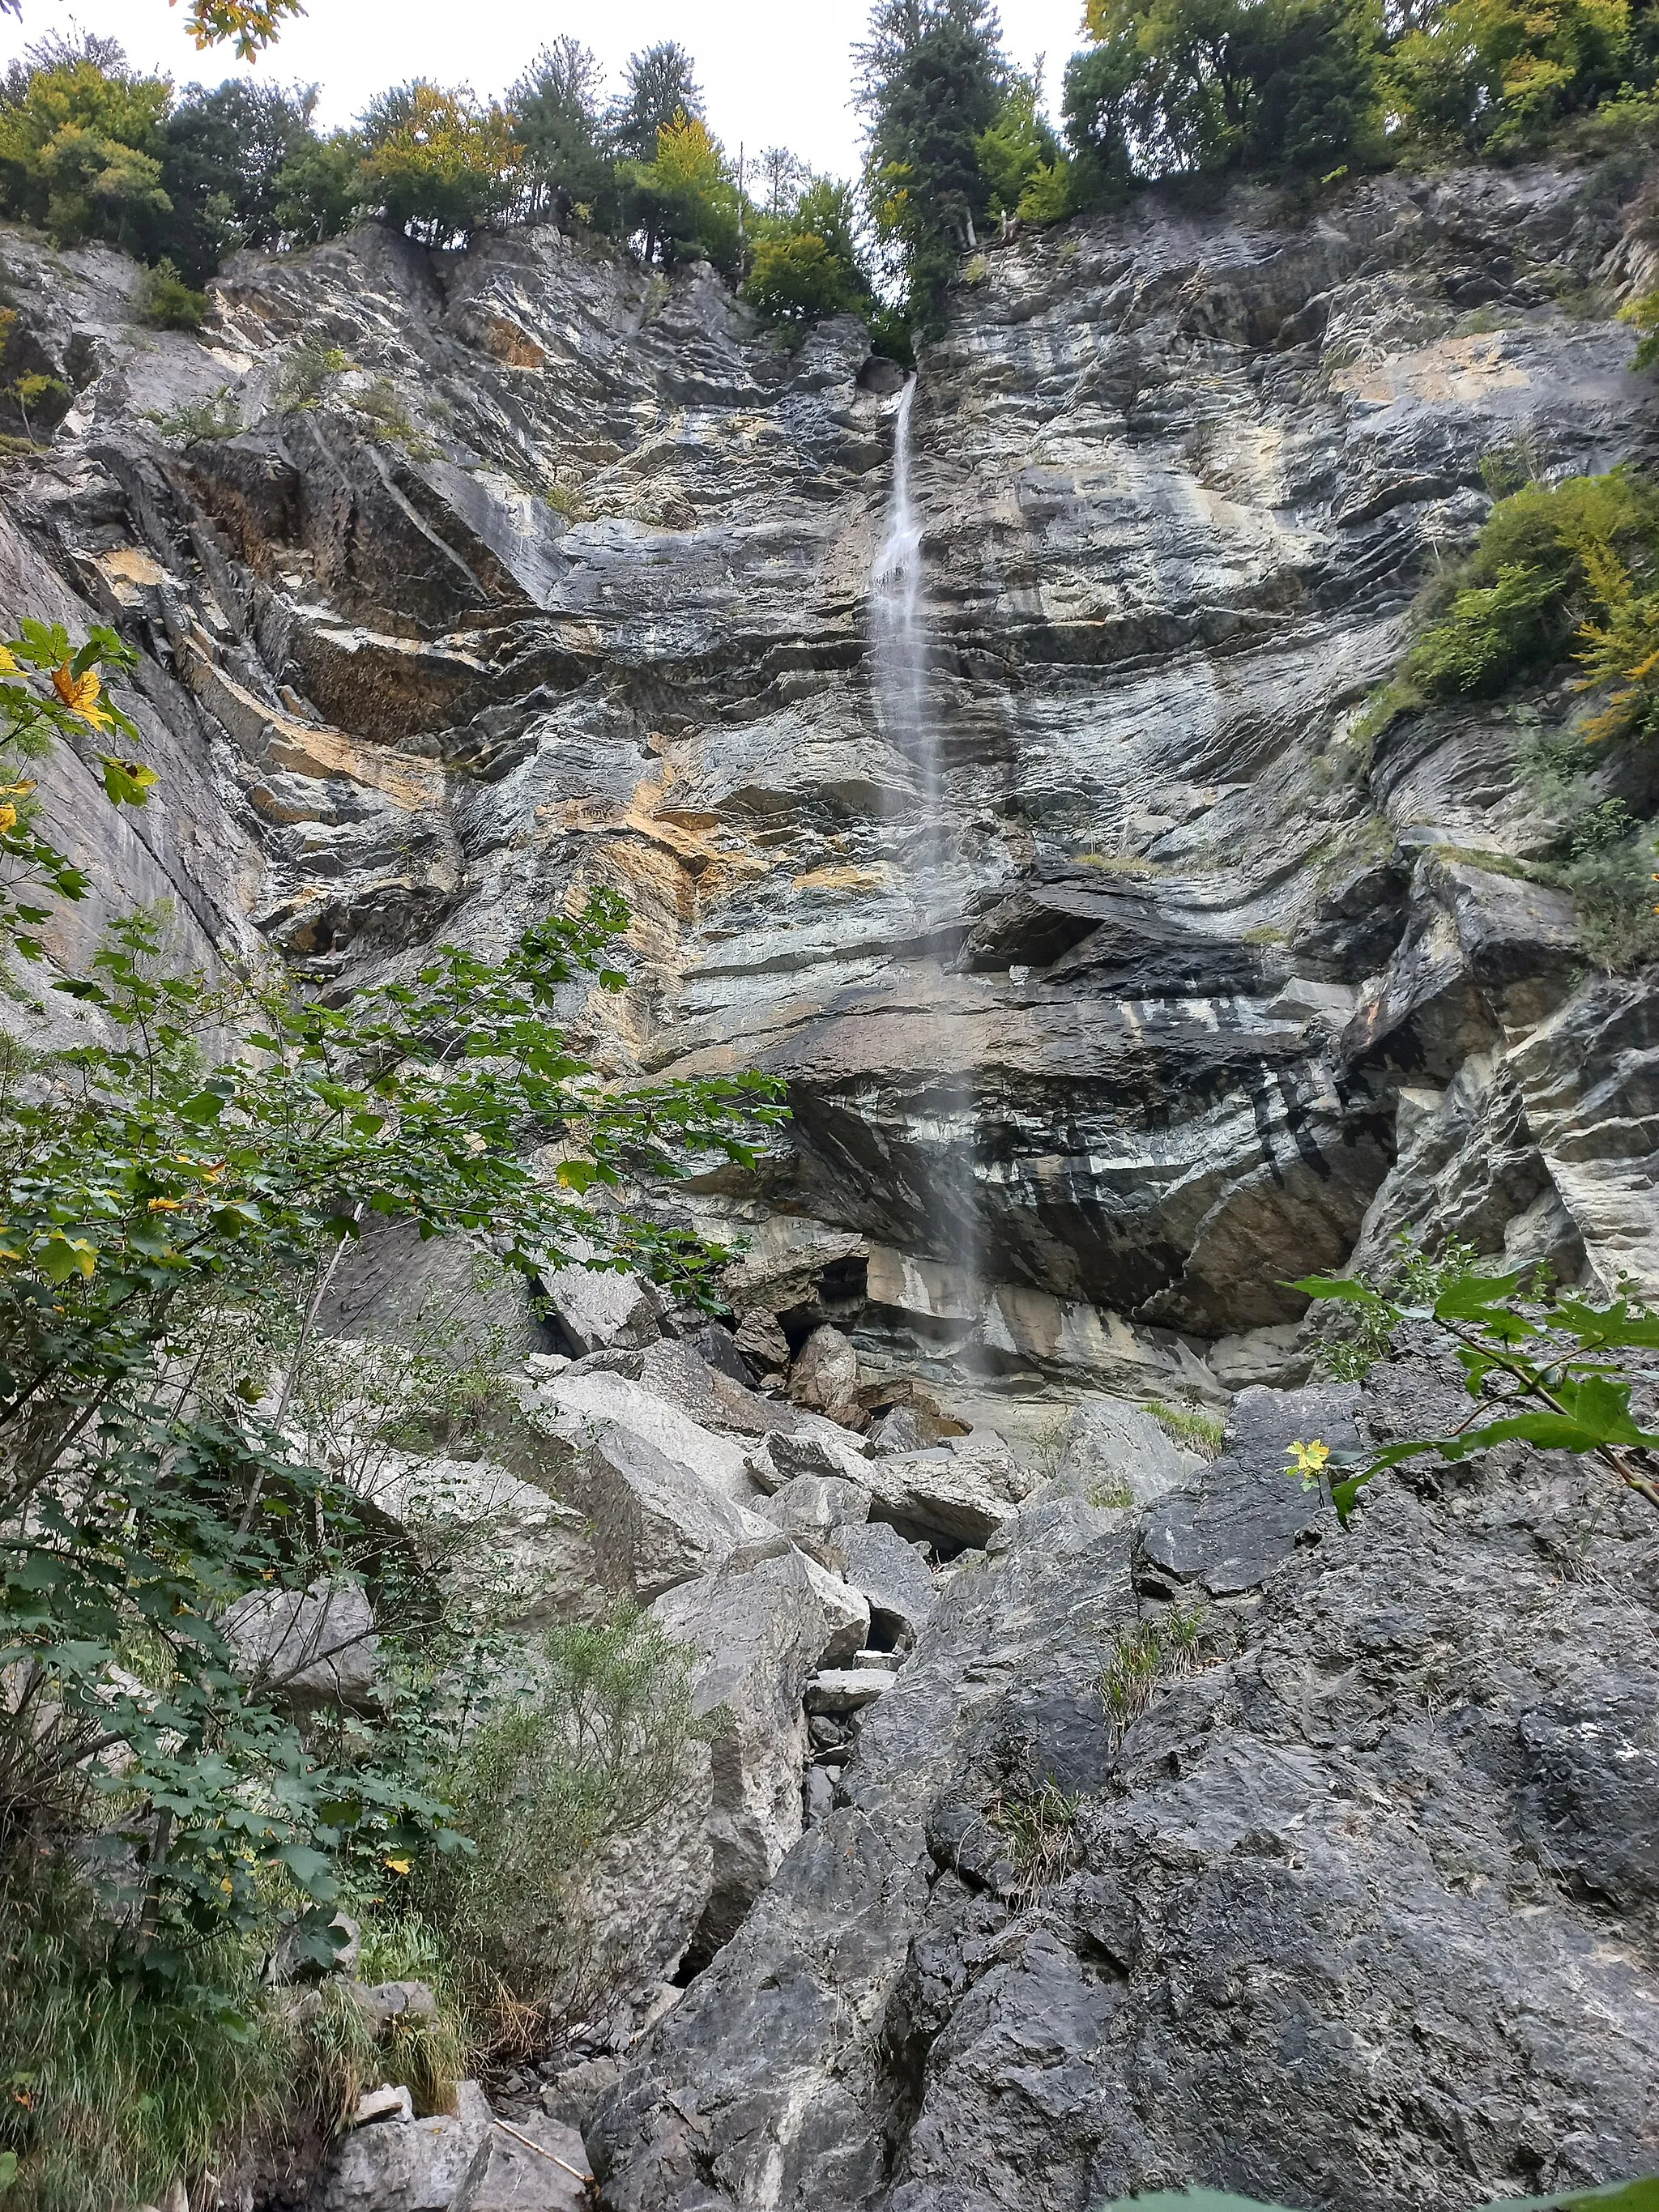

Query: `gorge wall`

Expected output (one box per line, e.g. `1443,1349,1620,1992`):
3,142,1659,2212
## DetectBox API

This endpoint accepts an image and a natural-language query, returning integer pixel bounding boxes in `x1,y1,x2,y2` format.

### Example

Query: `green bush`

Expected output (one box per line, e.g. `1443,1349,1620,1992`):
275,339,353,409
1403,467,1659,736
411,1606,705,2056
134,256,207,330
0,1868,290,2212
150,383,242,442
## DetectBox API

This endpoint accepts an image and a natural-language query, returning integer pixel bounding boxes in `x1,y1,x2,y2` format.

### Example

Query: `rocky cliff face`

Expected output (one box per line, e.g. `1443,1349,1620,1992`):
5,143,1659,2212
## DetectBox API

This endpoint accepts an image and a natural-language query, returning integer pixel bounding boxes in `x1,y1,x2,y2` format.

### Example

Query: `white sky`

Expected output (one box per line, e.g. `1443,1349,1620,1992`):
0,1,1085,180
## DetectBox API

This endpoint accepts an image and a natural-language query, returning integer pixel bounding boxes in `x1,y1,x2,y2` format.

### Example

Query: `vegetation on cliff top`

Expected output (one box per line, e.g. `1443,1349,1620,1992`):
4,0,1659,349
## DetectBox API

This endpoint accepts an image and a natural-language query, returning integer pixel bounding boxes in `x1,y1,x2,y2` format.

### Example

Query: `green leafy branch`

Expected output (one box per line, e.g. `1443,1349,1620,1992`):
1290,1261,1659,1521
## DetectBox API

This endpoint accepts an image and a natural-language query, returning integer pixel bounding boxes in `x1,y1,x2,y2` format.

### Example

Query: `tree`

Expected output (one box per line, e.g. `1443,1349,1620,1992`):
271,126,363,242
510,36,609,226
977,71,1069,219
1382,0,1630,149
160,78,319,279
856,0,1008,330
357,82,520,248
619,110,740,271
0,53,173,250
608,40,702,162
744,178,866,321
1064,0,1380,184
755,143,808,218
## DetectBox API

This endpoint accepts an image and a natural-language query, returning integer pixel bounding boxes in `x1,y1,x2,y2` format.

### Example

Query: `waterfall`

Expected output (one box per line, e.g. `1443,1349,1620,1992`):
872,374,927,764
871,373,982,1317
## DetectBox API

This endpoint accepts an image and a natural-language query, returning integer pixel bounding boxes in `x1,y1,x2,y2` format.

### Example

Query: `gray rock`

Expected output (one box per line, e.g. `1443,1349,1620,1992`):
860,1442,1026,1549
651,1548,860,1962
522,1370,759,1505
803,1666,895,1713
222,1579,378,1711
544,1262,666,1354
454,2114,592,2211
1140,1382,1357,1597
758,1473,871,1545
311,2079,493,2212
559,1420,781,1602
1052,1397,1190,1507
834,1519,936,1646
787,1325,862,1421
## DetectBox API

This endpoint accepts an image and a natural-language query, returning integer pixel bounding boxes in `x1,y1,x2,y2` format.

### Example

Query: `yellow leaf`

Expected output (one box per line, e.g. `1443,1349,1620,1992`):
51,661,113,731
0,806,15,835
0,645,16,671
383,1856,411,1875
147,1196,182,1212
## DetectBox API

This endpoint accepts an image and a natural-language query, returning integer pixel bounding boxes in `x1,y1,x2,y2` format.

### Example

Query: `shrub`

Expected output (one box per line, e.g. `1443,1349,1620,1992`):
134,256,207,330
411,1606,705,2056
0,1866,289,2212
1294,1256,1659,1519
1403,467,1659,731
150,384,242,442
1619,286,1659,369
276,339,353,409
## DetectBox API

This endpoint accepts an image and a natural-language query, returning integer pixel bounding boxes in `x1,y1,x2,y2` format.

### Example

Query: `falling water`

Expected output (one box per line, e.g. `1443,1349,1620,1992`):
870,373,982,1326
872,376,929,790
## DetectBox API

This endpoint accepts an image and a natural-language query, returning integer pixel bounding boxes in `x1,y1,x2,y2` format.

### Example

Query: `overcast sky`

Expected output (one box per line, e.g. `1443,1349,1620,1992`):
0,1,1086,178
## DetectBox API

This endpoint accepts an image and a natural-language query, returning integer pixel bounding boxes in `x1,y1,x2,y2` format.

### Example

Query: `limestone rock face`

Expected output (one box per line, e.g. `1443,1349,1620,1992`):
9,162,1659,1377
593,1381,1659,2212
8,148,1659,2212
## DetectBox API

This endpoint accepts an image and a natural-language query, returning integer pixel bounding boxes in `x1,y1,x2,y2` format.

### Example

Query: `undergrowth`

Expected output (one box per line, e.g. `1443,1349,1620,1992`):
1145,1399,1225,1457
1100,1604,1212,1745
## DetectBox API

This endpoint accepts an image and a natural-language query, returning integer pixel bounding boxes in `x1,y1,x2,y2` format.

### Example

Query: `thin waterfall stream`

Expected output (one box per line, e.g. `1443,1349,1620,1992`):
870,373,983,1324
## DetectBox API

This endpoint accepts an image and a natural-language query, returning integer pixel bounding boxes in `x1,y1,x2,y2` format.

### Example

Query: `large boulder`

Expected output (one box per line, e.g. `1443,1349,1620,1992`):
452,2112,592,2211
544,1259,666,1355
222,1578,378,1711
835,1519,936,1647
759,1473,872,1548
522,1368,758,1504
860,1436,1031,1549
651,1548,859,1965
787,1324,863,1425
310,2078,493,2212
1049,1396,1191,1507
562,1421,782,1602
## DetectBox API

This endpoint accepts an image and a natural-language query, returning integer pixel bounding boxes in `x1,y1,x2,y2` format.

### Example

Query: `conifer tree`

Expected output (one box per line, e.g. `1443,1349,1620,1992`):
855,0,1007,331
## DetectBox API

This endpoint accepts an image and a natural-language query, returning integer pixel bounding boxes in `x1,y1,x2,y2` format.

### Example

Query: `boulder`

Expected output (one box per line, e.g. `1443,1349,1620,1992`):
835,1519,936,1646
522,1369,758,1504
564,1421,781,1602
544,1259,665,1354
860,1441,1027,1548
759,1473,871,1546
804,1666,896,1713
310,2078,493,2212
732,1307,791,1374
787,1324,862,1423
222,1578,378,1711
795,1552,871,1662
1051,1397,1190,1507
453,2114,592,2212
747,1420,873,1494
651,1548,855,1960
